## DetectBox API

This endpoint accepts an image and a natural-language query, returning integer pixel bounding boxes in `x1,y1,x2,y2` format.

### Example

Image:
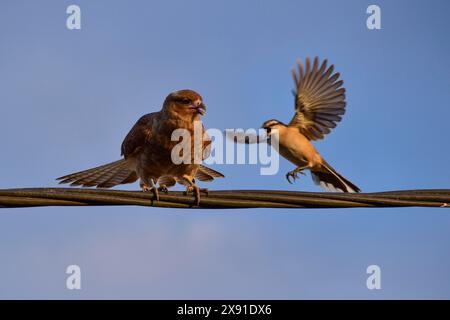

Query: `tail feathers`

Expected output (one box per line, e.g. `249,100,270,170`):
196,165,225,181
311,161,360,193
57,159,138,188
157,176,177,188
157,165,224,190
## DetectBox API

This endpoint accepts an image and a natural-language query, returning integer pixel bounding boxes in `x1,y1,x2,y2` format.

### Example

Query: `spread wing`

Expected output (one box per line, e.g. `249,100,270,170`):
121,113,158,158
289,57,346,141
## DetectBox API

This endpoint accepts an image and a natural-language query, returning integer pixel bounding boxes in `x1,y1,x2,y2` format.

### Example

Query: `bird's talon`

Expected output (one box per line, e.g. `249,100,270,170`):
184,185,201,206
286,173,293,184
183,186,193,196
286,170,302,184
158,185,169,193
141,184,159,202
286,173,292,184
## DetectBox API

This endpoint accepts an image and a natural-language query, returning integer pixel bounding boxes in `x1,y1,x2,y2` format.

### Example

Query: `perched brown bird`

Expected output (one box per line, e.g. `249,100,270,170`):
237,57,360,193
57,90,224,204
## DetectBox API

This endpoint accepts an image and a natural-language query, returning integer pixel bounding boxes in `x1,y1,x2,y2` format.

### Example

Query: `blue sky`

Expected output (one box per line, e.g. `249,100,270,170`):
0,0,449,299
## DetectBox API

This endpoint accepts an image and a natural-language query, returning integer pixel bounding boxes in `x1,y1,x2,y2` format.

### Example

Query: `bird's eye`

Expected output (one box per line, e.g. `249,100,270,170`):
180,98,191,104
266,128,272,134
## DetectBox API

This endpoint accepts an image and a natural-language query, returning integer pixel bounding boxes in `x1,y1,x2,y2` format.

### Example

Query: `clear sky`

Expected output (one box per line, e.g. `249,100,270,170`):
0,0,449,299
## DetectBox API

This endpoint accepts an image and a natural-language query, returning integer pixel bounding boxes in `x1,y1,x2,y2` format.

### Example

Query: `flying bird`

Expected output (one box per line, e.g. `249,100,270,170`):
235,57,360,193
57,90,224,204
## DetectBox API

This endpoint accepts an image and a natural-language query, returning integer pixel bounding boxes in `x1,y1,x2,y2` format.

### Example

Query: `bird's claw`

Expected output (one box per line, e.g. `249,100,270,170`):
184,185,205,206
158,185,169,193
142,185,160,202
286,170,305,184
286,171,297,184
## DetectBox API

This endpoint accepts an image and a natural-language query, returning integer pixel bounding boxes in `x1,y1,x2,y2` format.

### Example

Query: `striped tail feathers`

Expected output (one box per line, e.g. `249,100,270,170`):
311,161,360,193
195,165,225,182
157,165,225,190
57,159,138,188
58,162,224,190
157,176,177,188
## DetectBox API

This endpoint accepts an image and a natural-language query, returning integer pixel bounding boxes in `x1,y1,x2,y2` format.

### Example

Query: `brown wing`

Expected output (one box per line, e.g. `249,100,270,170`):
289,57,346,141
121,112,158,158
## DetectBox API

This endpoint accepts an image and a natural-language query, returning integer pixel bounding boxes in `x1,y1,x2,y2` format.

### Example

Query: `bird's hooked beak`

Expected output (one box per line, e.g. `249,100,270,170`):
191,100,206,116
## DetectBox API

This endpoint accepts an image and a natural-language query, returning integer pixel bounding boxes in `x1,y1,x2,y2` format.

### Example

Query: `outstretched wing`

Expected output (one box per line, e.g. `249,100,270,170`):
121,112,158,158
289,57,346,141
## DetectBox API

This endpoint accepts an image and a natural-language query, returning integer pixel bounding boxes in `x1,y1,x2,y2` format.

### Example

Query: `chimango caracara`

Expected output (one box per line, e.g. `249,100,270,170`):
57,90,224,205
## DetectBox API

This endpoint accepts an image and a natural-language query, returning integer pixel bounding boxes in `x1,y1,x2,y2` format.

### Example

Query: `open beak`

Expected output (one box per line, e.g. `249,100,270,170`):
193,103,206,115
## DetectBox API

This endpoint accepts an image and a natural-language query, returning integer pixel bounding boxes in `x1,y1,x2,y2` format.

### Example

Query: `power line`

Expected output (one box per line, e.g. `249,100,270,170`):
0,188,449,209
